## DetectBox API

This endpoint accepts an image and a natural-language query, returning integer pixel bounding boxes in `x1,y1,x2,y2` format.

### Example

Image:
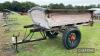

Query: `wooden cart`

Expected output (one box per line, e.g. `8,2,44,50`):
12,6,94,52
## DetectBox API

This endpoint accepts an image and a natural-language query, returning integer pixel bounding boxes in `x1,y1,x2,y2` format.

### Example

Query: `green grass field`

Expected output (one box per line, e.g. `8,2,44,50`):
3,13,100,56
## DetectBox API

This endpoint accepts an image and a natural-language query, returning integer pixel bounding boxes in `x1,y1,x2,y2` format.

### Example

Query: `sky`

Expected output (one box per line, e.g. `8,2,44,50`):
0,0,100,5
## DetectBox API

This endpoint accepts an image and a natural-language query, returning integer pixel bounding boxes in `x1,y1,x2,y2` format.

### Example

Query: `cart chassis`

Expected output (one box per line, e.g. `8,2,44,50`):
12,20,92,53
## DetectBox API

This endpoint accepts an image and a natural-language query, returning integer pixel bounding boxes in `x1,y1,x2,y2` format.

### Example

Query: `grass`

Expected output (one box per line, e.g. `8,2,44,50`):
2,13,100,56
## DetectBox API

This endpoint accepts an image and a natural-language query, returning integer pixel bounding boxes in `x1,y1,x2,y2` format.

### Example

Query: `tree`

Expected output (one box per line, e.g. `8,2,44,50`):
10,1,21,12
97,4,100,8
88,4,97,8
49,3,65,9
2,1,11,10
49,3,59,9
58,3,65,9
0,1,37,12
0,1,99,12
41,5,48,8
66,4,73,9
20,2,37,12
0,3,3,11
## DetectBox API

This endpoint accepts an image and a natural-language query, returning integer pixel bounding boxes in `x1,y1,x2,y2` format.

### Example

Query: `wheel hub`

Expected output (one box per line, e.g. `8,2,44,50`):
69,33,76,41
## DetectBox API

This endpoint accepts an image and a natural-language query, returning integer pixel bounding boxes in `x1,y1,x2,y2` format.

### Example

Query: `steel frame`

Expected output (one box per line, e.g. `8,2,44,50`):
12,28,47,53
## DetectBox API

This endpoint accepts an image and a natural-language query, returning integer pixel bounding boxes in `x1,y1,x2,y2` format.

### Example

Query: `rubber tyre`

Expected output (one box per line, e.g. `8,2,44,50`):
46,31,58,39
63,27,81,49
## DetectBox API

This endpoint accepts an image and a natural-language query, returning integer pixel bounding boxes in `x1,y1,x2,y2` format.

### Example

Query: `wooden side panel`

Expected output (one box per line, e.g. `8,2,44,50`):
47,12,92,27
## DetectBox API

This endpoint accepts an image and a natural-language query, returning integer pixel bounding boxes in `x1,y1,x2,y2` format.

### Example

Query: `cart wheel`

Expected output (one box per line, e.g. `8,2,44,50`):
63,27,81,49
46,31,58,39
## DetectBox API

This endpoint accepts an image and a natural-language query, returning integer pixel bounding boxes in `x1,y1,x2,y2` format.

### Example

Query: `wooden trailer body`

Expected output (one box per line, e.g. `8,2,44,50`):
28,7,94,29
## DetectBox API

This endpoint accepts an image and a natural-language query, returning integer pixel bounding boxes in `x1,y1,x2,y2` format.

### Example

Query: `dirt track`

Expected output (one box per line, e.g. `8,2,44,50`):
0,13,15,56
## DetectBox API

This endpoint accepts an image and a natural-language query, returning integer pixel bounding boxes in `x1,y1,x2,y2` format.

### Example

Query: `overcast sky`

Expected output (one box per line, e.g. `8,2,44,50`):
0,0,100,5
